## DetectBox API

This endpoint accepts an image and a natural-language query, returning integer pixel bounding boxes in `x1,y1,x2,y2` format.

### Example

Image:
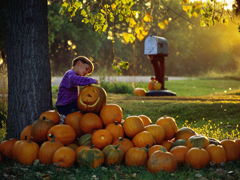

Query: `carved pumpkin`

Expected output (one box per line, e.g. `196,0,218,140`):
148,145,167,158
0,138,18,159
123,116,144,138
147,148,177,173
112,137,134,155
76,145,104,168
39,110,60,125
133,88,146,96
79,113,103,134
102,144,124,166
175,127,197,141
125,145,149,167
144,124,165,145
105,121,124,141
185,147,210,169
77,84,107,114
148,77,156,90
132,131,154,147
47,124,76,145
92,129,113,149
31,116,55,143
169,145,189,164
16,137,39,165
206,144,226,165
100,104,123,126
139,115,152,126
186,135,209,149
39,135,64,164
221,139,240,161
53,147,76,168
65,111,83,138
155,115,178,140
20,125,32,141
78,134,93,146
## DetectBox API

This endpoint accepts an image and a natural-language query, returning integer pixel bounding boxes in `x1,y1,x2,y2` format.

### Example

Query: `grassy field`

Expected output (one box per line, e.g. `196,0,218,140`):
1,78,240,179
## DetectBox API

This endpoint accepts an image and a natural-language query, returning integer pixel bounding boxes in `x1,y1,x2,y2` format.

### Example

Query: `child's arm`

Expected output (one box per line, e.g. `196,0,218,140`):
69,73,98,87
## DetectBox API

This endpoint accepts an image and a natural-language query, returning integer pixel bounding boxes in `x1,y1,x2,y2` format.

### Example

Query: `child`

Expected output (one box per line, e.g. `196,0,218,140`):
55,56,99,117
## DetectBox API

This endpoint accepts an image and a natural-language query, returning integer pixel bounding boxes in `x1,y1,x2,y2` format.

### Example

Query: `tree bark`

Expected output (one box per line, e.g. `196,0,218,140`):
5,0,53,138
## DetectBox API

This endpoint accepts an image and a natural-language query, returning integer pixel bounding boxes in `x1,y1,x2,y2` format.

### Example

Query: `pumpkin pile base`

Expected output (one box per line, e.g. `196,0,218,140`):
146,90,177,96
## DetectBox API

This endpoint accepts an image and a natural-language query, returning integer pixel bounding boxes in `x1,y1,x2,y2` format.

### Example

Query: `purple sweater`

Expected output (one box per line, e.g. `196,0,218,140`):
55,69,97,106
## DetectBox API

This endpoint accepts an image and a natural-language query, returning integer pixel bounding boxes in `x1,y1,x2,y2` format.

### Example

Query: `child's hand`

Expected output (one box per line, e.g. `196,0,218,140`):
95,79,99,85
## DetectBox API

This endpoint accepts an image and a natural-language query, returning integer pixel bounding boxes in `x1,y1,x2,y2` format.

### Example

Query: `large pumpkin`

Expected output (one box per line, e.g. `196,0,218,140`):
105,121,124,141
47,124,76,145
221,139,240,162
155,115,178,140
206,144,226,165
133,88,146,96
148,145,167,158
175,127,197,141
125,146,149,167
139,115,152,126
53,147,76,168
92,129,113,149
123,116,144,138
0,138,18,159
100,104,123,126
65,111,83,138
13,135,28,160
102,144,124,166
169,145,189,164
39,110,60,125
112,137,134,155
31,116,55,143
186,135,209,149
144,124,165,145
132,131,154,148
77,84,107,114
79,113,103,134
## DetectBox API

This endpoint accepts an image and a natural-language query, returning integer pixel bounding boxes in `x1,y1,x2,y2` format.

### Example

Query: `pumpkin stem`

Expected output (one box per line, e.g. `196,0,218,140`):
24,134,27,140
115,143,121,149
49,134,53,138
51,135,56,143
119,137,123,141
146,144,150,148
115,121,118,125
160,147,167,153
43,115,46,120
28,137,33,143
90,145,95,149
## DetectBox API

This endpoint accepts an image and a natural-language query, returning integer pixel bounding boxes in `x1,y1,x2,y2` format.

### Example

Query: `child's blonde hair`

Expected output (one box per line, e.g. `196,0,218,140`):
72,56,94,74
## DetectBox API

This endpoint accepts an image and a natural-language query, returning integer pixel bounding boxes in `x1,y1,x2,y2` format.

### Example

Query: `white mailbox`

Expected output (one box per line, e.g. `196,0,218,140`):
144,34,168,56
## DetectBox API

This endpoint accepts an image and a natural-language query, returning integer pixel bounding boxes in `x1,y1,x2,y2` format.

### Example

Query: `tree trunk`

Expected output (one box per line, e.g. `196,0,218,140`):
5,0,53,138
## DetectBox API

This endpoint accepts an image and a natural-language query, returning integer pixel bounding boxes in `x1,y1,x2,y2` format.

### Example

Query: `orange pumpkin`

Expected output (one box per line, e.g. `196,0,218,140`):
47,124,76,145
20,125,32,141
31,116,55,143
102,144,124,166
139,115,152,126
39,110,60,125
147,148,177,173
175,127,197,141
65,111,83,138
133,88,146,96
53,147,76,167
16,137,39,165
186,135,209,149
125,146,149,167
132,131,154,147
77,84,107,114
185,147,210,169
105,121,124,141
39,135,64,164
155,115,178,140
144,124,165,145
13,135,28,160
79,113,103,134
169,145,189,164
123,116,144,138
92,129,113,149
161,140,173,151
112,137,134,155
0,138,18,159
206,144,226,165
100,104,123,126
66,143,79,151
221,139,240,162
148,145,167,158
148,77,156,90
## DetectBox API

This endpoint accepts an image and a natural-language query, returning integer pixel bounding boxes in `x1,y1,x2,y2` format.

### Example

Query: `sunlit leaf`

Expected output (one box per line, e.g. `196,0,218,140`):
111,3,116,10
119,15,124,21
123,33,133,44
130,35,135,43
73,1,81,9
193,11,199,18
62,2,68,8
182,5,190,12
82,18,89,24
101,9,105,14
103,24,108,32
182,0,189,5
136,33,145,41
81,9,87,16
109,12,114,22
158,22,165,29
129,18,137,28
163,20,168,25
104,4,110,9
143,13,152,22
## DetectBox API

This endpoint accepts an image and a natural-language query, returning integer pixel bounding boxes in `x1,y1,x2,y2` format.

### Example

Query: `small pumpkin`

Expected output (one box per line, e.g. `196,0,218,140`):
112,137,134,155
53,147,76,167
125,145,149,167
20,125,32,141
147,148,177,173
148,77,156,90
170,139,187,149
102,144,124,166
12,135,28,160
39,135,64,164
39,110,60,125
79,113,103,134
47,124,76,145
77,84,107,114
139,115,152,126
175,127,197,141
221,139,240,162
154,81,162,90
31,116,55,143
16,137,39,165
65,111,83,138
169,145,189,164
133,88,146,96
155,115,178,140
186,135,209,149
185,147,210,169
76,145,104,168
123,116,144,138
206,144,226,165
132,131,154,148
100,104,123,126
148,145,167,158
161,140,173,151
144,124,165,145
92,129,113,149
105,121,124,141
0,138,18,159
78,134,93,146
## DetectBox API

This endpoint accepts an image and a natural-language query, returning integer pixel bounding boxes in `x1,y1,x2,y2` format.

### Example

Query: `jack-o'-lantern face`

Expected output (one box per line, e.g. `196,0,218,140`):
77,84,107,114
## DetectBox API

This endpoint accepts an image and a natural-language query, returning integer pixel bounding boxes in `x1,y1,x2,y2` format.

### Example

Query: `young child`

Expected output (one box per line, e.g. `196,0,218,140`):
55,56,99,117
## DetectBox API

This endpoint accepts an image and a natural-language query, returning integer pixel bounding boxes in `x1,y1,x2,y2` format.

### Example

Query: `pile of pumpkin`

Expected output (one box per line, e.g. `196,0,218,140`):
134,77,162,96
0,84,240,173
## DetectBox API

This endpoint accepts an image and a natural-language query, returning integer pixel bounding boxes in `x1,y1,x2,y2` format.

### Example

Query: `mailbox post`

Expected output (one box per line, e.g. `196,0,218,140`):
144,34,176,96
